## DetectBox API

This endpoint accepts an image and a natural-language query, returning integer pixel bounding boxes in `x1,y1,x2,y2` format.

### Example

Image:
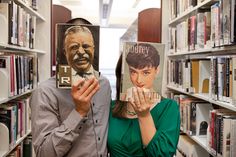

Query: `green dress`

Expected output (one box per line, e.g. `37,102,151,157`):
108,98,180,157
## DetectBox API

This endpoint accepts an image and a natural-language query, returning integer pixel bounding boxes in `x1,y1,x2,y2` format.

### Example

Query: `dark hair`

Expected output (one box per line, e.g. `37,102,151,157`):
112,54,127,117
66,17,92,25
126,43,160,69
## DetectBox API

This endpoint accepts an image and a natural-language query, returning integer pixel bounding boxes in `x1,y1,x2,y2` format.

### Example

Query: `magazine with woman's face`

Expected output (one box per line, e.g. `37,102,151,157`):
120,41,165,102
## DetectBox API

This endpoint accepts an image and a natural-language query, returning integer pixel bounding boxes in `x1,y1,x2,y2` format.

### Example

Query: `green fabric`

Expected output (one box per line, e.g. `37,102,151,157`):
108,98,180,157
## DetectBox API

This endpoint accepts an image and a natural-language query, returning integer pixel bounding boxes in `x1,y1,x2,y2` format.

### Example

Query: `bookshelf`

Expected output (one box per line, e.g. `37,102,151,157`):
14,0,46,21
164,0,236,156
0,0,51,156
168,0,216,26
167,85,236,112
0,131,31,157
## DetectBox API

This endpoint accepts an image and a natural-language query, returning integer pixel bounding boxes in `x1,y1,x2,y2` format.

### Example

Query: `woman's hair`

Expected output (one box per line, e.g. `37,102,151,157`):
112,54,127,117
126,43,160,69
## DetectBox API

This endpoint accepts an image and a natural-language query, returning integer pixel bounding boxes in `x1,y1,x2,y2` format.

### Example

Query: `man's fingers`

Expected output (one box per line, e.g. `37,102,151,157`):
86,83,100,99
83,78,99,97
71,78,85,95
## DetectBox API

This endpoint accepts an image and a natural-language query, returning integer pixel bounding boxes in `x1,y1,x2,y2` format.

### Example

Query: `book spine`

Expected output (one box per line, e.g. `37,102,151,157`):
232,57,236,106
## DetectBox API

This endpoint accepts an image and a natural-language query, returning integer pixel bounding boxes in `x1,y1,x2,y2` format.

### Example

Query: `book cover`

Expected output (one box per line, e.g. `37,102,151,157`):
56,23,100,88
232,57,236,106
119,41,165,102
0,122,9,151
197,12,205,49
230,0,236,43
199,59,211,93
0,2,9,44
222,116,236,157
190,15,197,50
204,11,211,47
222,0,231,45
196,103,213,136
23,136,32,157
190,60,199,93
230,119,236,157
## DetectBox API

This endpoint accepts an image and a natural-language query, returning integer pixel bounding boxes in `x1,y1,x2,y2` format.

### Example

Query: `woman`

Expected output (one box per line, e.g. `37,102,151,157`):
108,43,180,157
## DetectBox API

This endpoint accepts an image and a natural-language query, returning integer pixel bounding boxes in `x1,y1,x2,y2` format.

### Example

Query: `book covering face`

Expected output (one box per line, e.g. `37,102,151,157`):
56,24,100,88
120,42,165,102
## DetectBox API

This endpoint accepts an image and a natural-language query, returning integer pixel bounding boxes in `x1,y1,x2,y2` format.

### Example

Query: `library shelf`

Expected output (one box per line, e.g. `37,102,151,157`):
167,85,236,112
14,0,45,21
0,131,31,157
0,43,46,54
169,0,217,26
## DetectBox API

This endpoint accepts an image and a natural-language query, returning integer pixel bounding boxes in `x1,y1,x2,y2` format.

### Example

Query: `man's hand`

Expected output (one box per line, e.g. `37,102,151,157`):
71,77,100,117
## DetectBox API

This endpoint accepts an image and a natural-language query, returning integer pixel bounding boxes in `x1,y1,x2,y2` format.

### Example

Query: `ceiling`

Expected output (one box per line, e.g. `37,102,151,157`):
53,0,161,28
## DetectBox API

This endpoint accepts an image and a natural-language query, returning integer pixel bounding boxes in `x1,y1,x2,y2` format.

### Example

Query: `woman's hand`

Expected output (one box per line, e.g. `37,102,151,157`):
71,77,100,117
128,87,157,117
129,87,158,145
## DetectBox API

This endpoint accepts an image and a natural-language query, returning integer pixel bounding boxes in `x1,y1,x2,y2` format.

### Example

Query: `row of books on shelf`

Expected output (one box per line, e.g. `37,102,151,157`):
208,109,236,157
169,0,205,20
0,97,31,150
17,0,38,11
0,1,36,49
172,94,213,136
6,136,33,157
171,93,236,157
0,53,37,99
167,57,236,105
169,0,236,53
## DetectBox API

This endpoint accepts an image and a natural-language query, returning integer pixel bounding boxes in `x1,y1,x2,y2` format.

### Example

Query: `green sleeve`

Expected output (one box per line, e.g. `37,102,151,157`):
144,100,180,157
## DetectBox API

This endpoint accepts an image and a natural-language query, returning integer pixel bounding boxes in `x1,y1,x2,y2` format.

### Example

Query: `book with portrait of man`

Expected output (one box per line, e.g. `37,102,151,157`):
119,41,165,102
56,23,100,88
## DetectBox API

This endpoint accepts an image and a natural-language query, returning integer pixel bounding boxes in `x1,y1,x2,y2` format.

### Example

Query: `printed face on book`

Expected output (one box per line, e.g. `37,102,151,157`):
126,43,160,90
129,66,159,89
64,26,95,73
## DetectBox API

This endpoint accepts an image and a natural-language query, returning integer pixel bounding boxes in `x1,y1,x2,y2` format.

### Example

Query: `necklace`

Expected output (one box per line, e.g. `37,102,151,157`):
126,110,137,116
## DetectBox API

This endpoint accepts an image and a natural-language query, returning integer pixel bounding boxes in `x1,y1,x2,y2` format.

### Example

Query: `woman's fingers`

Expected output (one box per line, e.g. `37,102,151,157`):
132,87,141,108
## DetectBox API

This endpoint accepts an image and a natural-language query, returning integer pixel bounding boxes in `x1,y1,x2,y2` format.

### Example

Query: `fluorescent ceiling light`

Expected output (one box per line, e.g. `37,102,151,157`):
103,0,110,4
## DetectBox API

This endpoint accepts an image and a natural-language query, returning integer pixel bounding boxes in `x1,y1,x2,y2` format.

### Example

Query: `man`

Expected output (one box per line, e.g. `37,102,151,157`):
30,18,111,157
